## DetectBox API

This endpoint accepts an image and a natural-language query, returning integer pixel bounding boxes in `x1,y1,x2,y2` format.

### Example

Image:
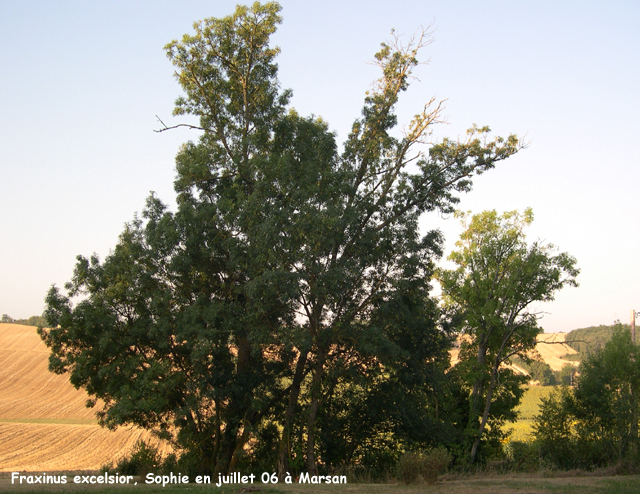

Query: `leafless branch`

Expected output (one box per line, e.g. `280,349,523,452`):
154,115,205,133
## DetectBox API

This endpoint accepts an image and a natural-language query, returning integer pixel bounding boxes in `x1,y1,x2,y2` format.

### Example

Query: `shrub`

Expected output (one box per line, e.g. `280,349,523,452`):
396,448,451,484
116,440,160,476
504,440,540,472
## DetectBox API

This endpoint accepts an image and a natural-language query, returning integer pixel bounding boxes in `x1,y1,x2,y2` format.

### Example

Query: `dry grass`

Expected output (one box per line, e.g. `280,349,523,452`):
0,323,170,472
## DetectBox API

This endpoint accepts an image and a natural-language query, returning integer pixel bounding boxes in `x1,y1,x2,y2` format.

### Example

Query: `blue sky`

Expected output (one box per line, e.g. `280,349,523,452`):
1,1,638,332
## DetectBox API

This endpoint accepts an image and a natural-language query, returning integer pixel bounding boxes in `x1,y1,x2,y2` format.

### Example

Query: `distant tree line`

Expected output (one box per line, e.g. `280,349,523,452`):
564,324,623,356
1,314,46,327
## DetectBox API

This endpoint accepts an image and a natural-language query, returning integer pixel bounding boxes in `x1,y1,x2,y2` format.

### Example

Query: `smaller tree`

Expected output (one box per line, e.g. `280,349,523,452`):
437,209,579,464
534,324,640,468
555,363,577,386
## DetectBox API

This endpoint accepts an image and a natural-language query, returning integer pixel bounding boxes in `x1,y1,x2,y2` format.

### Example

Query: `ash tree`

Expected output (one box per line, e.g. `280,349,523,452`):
40,2,523,475
437,209,579,465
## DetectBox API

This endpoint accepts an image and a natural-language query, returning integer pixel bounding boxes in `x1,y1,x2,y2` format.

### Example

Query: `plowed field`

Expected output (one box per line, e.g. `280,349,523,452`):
0,323,169,471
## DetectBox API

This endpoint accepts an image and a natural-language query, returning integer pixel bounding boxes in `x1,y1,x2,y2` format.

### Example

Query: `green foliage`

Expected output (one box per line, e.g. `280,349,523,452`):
503,440,541,472
511,356,556,385
534,325,640,469
116,441,161,476
504,385,558,442
438,209,579,464
565,324,620,356
39,2,523,476
532,386,578,468
554,363,577,386
396,448,451,484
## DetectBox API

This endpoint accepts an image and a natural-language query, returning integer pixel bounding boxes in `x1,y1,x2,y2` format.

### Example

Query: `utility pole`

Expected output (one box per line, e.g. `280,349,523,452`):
632,310,638,455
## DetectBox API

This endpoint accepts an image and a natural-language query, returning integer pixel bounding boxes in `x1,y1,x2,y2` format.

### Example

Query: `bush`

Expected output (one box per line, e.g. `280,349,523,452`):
504,440,540,472
396,448,451,484
116,440,160,476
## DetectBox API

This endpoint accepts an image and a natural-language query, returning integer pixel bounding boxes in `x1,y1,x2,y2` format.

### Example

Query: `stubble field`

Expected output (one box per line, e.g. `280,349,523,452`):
0,323,169,471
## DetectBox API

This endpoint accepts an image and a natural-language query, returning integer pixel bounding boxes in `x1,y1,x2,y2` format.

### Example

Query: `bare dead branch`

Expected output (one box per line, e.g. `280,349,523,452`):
154,115,205,133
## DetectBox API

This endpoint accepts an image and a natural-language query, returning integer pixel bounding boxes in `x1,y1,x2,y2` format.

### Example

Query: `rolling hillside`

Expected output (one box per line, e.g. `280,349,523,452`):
0,323,169,471
535,332,578,371
450,332,578,374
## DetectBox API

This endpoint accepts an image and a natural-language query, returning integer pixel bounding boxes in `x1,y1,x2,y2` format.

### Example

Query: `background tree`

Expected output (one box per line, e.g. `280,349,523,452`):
437,209,579,464
40,2,523,475
534,324,640,468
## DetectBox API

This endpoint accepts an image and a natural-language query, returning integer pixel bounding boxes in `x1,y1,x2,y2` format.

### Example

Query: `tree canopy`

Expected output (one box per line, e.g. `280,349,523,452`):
39,2,523,476
438,209,579,464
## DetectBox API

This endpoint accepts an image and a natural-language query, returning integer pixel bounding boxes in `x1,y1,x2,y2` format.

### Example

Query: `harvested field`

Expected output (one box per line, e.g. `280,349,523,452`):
0,324,95,420
536,332,578,371
0,423,167,471
0,323,170,471
450,332,578,373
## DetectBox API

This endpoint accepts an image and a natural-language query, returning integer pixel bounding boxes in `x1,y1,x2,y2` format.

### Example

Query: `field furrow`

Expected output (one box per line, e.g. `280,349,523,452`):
0,423,168,471
0,324,171,471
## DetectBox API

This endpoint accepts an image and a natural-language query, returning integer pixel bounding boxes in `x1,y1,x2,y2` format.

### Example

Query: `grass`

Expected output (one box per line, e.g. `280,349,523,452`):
504,385,557,442
3,474,640,494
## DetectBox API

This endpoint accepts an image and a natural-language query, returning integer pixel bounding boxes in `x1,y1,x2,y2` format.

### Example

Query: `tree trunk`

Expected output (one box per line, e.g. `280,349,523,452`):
215,334,254,474
470,357,501,464
277,349,308,477
305,348,327,475
229,421,251,472
467,340,488,450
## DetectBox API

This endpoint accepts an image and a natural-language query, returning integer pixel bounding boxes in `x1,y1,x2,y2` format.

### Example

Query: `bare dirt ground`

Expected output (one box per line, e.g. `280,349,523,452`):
0,324,169,472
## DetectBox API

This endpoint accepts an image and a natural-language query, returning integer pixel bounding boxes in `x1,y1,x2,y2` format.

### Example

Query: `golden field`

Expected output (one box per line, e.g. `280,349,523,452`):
0,323,169,471
535,332,578,371
450,332,578,373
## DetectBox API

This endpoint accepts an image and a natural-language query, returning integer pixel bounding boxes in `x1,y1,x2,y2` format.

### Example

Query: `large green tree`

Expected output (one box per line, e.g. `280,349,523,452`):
40,2,523,475
437,209,578,464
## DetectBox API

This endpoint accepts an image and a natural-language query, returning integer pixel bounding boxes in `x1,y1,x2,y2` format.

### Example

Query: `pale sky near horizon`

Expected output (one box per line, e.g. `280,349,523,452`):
1,1,638,333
